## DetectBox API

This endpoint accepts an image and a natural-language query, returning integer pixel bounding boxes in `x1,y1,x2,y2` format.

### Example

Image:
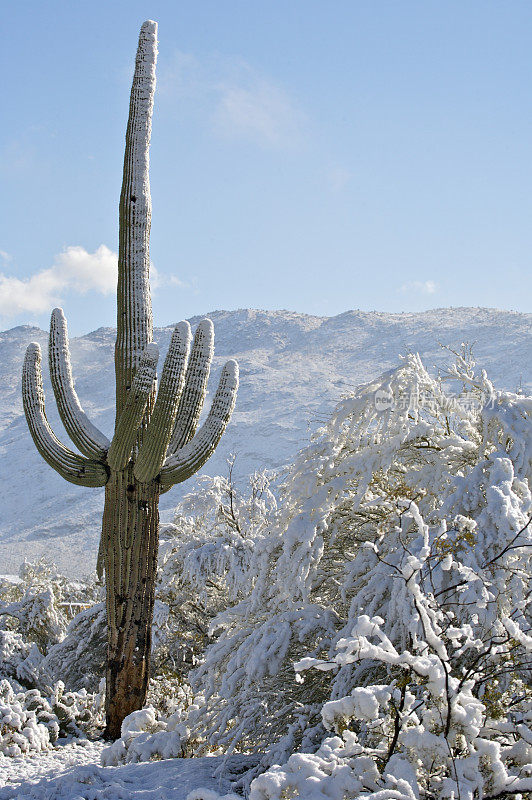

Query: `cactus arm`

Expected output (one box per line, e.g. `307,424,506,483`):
160,359,238,491
107,344,159,472
49,307,110,460
22,344,108,488
166,318,214,456
133,322,192,483
115,20,158,417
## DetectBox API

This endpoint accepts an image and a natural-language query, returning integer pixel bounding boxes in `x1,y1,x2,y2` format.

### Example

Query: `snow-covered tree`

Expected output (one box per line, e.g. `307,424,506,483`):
0,559,100,663
0,561,107,751
157,462,276,673
186,350,532,792
41,603,107,693
250,498,532,799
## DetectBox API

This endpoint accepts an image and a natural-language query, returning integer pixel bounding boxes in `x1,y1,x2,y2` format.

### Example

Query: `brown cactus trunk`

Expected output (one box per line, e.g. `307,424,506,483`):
101,467,160,739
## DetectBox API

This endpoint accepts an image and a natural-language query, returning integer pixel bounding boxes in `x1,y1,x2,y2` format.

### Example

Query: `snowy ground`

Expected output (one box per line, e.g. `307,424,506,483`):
0,741,248,799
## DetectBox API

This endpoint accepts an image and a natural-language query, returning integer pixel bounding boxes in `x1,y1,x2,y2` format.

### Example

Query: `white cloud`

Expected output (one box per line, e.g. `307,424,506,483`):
142,264,187,291
0,250,12,263
168,275,188,288
214,81,300,146
0,271,61,316
54,244,117,294
0,246,189,319
160,51,303,148
0,245,117,318
400,280,438,295
149,263,161,290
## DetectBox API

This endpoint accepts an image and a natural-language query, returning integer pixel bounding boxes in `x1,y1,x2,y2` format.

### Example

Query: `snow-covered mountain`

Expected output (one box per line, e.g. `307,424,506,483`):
1,307,530,576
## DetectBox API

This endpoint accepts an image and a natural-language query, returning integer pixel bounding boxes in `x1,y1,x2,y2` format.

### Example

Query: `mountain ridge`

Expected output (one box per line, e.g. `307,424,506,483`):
1,306,530,576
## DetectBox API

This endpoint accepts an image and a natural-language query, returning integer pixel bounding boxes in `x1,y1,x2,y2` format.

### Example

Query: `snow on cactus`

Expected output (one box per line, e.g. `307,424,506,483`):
20,20,239,739
187,349,532,789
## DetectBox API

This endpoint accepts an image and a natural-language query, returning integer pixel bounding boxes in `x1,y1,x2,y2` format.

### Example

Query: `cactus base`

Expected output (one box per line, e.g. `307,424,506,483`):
101,468,160,738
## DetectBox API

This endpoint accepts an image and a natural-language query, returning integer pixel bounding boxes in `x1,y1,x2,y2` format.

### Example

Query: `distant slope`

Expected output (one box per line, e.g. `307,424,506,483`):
1,307,530,576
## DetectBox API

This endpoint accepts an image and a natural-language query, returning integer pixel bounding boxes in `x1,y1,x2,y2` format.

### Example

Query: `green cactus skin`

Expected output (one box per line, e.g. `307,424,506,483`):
134,322,191,483
22,343,109,488
21,20,238,740
106,343,160,473
49,307,111,461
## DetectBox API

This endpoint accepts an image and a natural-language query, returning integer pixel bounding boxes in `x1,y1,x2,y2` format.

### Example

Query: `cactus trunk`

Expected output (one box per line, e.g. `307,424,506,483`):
115,21,156,418
21,19,238,741
102,469,160,739
102,21,158,738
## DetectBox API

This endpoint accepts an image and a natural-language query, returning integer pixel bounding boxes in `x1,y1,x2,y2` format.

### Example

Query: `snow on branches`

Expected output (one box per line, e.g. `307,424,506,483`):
186,350,532,797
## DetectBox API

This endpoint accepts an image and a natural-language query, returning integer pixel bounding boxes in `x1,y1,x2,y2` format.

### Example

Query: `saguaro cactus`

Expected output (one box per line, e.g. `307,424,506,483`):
21,20,238,739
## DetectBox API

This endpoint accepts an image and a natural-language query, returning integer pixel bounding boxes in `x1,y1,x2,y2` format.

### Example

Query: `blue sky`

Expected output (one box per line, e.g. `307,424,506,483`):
1,0,531,334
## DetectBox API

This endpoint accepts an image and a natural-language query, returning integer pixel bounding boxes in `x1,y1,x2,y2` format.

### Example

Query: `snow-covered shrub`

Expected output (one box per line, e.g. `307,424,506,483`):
0,676,105,757
49,679,105,738
0,559,100,657
250,500,532,799
157,465,276,673
188,350,532,786
0,558,107,706
0,629,42,689
0,678,58,756
101,704,189,765
146,673,194,718
0,549,201,702
0,558,108,748
41,603,107,692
